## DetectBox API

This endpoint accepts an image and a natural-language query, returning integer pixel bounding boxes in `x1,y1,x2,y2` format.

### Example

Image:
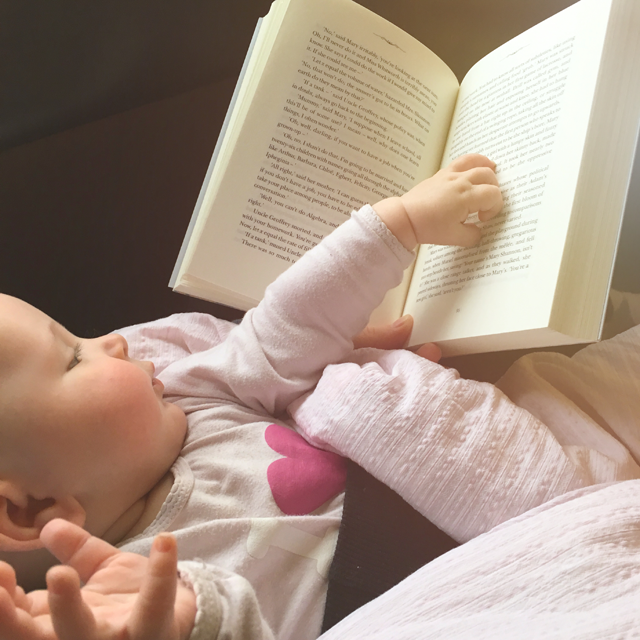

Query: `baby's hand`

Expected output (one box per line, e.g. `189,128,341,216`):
0,519,197,640
374,154,503,250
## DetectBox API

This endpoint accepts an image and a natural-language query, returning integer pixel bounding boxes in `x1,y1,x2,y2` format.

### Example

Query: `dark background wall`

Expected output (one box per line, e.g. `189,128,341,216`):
6,0,635,344
0,80,241,334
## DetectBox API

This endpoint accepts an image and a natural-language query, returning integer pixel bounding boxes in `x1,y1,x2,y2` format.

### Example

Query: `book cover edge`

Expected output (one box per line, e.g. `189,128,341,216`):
169,17,264,289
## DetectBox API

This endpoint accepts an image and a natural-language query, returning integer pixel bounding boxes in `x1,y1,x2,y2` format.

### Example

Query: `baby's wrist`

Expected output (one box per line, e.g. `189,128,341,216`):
372,196,417,251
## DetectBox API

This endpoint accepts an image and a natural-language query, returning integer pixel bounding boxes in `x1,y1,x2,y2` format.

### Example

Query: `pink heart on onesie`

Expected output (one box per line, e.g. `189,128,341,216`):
265,423,347,515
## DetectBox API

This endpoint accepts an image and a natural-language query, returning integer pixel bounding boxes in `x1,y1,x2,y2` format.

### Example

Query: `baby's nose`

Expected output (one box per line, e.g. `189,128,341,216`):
102,332,129,358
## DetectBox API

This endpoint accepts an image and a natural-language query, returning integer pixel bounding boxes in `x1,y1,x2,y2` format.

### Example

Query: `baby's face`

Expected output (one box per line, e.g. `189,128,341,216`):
0,295,186,515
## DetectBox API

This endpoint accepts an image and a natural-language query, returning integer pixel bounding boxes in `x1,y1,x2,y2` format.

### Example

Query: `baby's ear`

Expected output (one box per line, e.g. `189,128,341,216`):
0,481,85,551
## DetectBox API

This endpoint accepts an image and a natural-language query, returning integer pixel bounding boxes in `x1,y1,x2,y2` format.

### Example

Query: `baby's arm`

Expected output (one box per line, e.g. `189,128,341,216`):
201,154,501,416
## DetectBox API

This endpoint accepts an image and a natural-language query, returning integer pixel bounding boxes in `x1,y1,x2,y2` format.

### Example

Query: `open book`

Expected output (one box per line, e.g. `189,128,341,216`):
171,0,640,356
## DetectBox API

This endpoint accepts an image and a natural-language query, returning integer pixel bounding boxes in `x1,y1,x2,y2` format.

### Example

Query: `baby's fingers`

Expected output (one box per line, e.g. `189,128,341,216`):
447,221,483,247
128,533,182,640
0,587,49,640
47,566,98,640
0,562,19,604
40,519,120,584
468,184,503,222
448,153,496,173
0,565,32,622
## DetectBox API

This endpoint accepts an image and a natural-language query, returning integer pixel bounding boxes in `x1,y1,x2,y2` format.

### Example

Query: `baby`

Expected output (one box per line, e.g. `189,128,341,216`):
1,153,639,640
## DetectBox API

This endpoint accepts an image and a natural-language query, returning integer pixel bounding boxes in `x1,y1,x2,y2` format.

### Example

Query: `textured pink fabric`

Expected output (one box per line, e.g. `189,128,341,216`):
291,322,640,543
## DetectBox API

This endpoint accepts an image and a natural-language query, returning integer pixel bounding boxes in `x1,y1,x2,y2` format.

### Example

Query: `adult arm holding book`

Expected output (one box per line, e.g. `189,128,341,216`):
353,315,442,363
291,251,640,545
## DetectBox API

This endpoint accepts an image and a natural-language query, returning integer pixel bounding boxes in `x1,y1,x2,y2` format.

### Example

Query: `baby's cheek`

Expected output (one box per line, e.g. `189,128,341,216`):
99,364,161,429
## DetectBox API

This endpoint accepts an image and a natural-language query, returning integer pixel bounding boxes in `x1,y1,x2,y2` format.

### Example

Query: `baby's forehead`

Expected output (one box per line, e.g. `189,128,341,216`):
0,295,50,332
0,321,25,380
0,295,52,373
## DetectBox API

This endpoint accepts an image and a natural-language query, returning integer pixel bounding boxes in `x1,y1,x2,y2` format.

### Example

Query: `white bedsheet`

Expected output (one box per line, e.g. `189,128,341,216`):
319,480,640,639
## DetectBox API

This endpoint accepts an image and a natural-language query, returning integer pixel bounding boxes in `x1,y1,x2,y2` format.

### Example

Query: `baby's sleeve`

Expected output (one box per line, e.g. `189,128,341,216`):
180,205,415,416
178,561,275,640
116,312,237,375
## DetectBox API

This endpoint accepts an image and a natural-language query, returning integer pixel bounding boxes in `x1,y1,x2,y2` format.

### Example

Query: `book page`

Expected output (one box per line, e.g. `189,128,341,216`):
403,0,613,351
181,0,459,308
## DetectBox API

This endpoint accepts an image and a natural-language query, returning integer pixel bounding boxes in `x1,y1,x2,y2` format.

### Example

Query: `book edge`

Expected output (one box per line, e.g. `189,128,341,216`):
169,17,265,289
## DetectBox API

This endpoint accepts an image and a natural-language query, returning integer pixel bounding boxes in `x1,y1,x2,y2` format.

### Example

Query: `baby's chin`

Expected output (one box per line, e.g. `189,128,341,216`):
173,402,188,430
166,402,189,447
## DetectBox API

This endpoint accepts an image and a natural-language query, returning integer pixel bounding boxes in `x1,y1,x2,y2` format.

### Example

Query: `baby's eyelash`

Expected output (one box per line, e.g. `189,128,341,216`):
68,343,83,370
